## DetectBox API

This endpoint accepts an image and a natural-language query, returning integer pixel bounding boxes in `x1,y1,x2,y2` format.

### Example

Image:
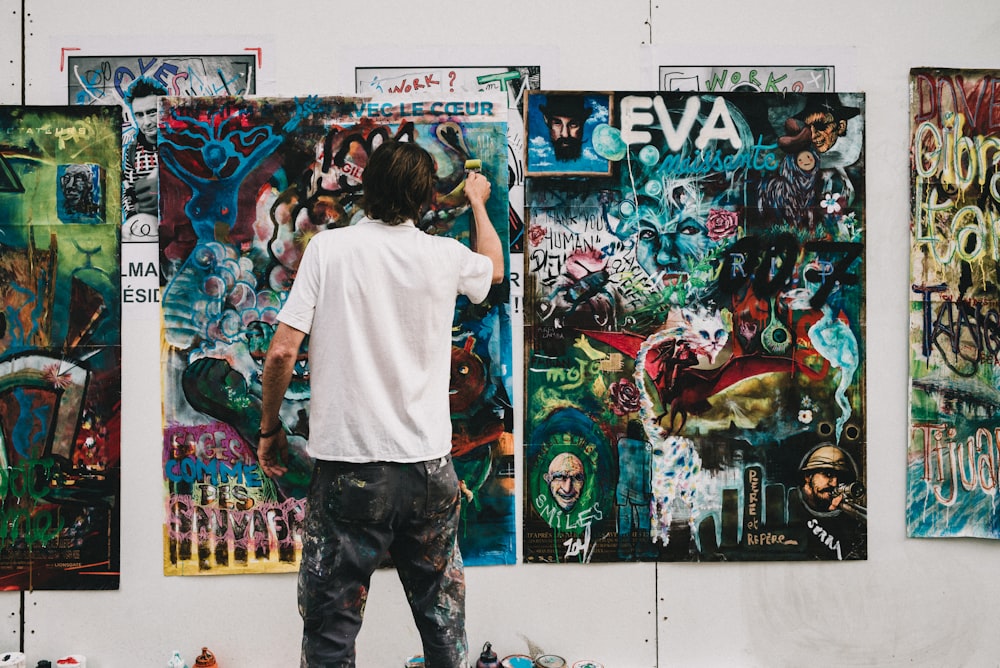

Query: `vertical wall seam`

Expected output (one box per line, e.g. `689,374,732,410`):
654,562,659,667
645,0,653,44
19,0,25,105
18,0,26,648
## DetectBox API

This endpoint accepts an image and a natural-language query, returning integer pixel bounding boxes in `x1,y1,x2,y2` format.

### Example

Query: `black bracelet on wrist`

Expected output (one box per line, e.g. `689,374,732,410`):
258,424,282,439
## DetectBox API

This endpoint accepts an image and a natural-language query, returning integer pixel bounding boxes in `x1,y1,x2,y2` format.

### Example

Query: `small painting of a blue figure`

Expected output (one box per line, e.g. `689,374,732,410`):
57,163,103,223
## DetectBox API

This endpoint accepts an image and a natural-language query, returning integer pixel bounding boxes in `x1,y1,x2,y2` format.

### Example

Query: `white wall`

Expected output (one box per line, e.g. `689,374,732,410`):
6,0,1000,665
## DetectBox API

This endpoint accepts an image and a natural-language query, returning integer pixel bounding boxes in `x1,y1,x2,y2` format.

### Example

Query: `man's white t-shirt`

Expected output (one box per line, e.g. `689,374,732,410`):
276,217,493,463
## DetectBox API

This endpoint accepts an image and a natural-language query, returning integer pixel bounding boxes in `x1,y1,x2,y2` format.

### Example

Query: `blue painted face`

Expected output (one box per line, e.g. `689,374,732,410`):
635,203,713,278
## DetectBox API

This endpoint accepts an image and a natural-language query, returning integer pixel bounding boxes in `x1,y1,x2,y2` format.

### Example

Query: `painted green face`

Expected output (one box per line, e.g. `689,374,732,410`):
636,204,712,279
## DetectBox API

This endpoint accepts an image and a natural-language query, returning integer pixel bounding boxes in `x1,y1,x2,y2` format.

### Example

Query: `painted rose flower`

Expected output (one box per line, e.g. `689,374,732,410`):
528,225,548,246
706,208,739,241
609,378,641,415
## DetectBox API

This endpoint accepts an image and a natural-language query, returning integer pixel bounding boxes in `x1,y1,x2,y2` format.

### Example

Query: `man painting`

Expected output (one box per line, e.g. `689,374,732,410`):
258,140,504,667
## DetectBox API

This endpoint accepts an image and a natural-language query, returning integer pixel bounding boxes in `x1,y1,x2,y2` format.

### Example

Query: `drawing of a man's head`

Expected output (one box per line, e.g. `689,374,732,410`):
544,451,587,512
800,444,857,512
540,95,592,161
634,180,716,280
795,95,861,155
60,164,95,214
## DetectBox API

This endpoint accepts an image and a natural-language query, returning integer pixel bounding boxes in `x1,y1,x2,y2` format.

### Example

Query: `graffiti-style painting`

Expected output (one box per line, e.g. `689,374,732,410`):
524,91,866,562
0,106,121,589
159,95,514,574
908,69,1000,539
68,54,260,320
357,65,541,254
356,68,542,539
68,54,258,241
659,66,836,94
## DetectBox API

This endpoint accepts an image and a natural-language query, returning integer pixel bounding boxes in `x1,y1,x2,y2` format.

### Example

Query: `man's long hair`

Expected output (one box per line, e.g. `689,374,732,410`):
362,140,435,225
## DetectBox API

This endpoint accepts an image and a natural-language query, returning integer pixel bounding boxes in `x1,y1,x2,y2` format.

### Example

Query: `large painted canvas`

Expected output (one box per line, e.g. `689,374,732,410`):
68,54,257,241
159,95,514,574
356,66,540,255
355,67,542,563
524,91,866,562
0,106,121,588
908,69,1000,539
68,54,260,321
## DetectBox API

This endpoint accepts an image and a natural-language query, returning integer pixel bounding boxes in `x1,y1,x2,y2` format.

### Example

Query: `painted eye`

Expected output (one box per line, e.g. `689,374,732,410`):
678,220,702,235
457,364,470,376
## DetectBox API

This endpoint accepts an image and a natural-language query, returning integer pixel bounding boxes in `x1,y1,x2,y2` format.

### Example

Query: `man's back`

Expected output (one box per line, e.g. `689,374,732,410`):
277,217,491,463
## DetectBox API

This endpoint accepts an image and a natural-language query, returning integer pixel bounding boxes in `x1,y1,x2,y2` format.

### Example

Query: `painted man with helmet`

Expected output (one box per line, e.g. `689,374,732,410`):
794,443,867,560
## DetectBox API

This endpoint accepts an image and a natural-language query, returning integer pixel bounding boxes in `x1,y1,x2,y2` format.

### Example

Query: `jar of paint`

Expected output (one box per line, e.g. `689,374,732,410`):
500,655,534,668
534,655,566,668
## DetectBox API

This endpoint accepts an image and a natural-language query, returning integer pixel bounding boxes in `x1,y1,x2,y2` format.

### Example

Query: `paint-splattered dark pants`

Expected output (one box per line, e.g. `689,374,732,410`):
298,455,467,668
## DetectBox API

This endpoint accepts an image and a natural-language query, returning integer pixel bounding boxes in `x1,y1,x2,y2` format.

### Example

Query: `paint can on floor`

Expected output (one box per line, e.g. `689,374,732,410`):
534,655,566,668
500,656,534,668
571,662,604,668
404,656,425,667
